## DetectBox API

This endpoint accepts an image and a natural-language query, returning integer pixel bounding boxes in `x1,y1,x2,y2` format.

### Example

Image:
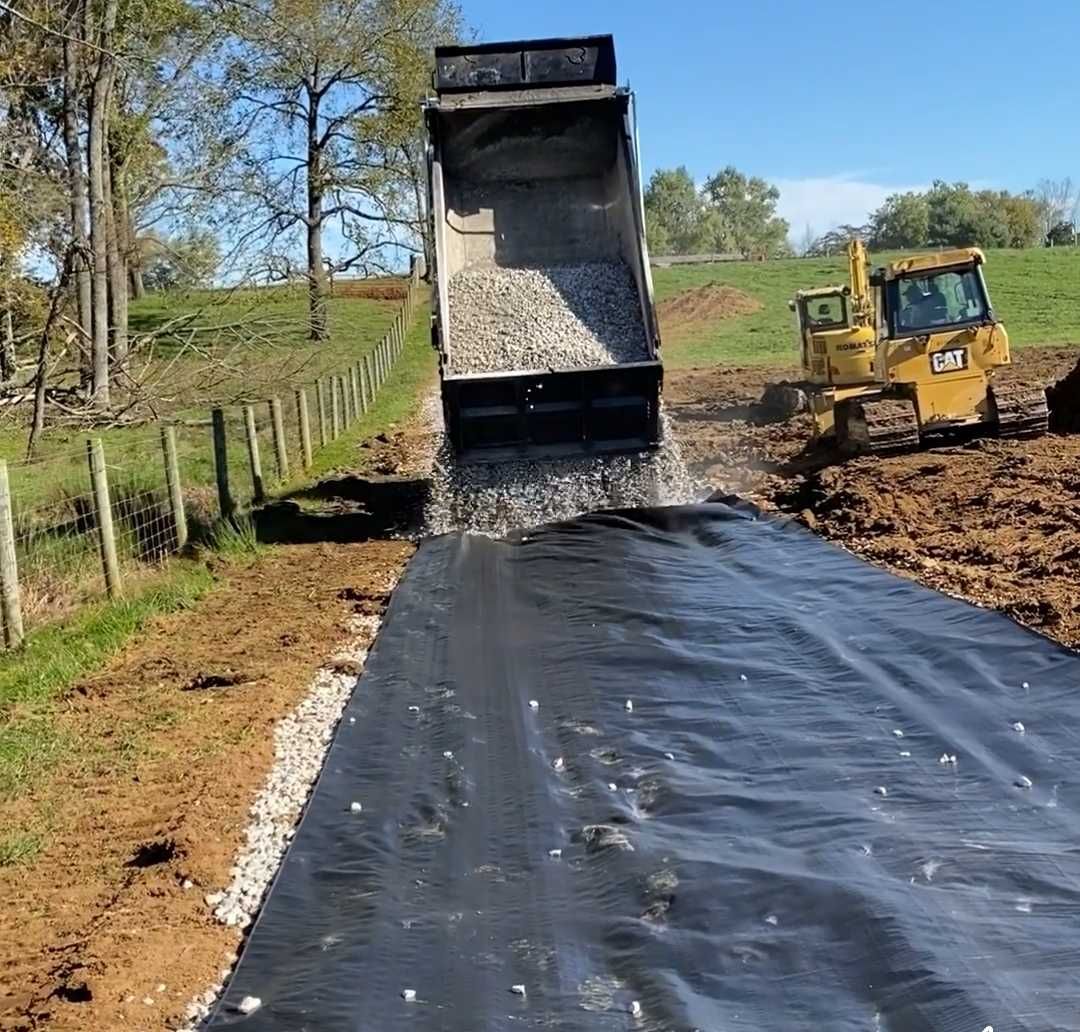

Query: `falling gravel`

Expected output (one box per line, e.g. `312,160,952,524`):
447,261,648,375
423,415,701,537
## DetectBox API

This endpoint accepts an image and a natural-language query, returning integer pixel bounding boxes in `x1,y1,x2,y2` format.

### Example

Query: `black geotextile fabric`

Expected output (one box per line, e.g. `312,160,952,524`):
207,504,1080,1031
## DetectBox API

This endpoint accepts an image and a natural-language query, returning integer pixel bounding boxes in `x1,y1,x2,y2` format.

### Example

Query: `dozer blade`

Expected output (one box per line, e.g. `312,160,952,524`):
838,397,920,456
990,384,1050,439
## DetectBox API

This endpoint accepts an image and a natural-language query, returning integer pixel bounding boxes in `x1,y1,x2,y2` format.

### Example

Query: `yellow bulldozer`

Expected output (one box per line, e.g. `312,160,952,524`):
784,241,1049,454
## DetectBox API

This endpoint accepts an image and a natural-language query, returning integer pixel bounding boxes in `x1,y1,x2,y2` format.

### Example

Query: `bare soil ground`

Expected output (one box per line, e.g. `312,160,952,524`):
0,540,412,1032
667,347,1080,649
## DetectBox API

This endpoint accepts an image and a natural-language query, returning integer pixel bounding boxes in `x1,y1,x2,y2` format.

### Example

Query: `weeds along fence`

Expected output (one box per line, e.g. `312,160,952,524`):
0,273,422,651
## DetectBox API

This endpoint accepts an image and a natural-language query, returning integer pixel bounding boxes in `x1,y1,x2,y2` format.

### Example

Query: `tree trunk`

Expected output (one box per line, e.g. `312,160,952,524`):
86,0,118,410
1,309,14,382
115,157,144,299
306,90,328,342
61,0,92,371
104,122,128,364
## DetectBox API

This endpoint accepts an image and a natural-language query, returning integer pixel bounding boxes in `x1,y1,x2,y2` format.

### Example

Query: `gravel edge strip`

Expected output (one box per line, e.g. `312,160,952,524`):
178,595,395,1030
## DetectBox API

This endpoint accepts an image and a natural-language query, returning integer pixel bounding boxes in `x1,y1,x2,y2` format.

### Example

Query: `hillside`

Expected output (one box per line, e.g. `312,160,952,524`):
652,246,1080,368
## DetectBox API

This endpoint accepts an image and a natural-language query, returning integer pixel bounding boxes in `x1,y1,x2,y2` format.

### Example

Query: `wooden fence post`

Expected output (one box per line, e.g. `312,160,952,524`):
357,361,369,413
348,366,361,421
315,377,328,447
270,396,289,481
296,388,313,469
244,404,265,503
363,354,374,401
211,408,235,520
343,370,355,425
0,459,23,649
331,376,341,439
160,426,188,551
87,437,122,598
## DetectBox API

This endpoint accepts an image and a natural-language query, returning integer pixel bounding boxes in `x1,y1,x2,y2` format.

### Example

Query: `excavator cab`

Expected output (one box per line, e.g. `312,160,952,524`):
788,241,877,437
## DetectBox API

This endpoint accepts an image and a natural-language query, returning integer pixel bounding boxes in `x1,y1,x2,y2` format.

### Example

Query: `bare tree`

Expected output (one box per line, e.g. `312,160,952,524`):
1035,178,1076,240
61,0,93,351
87,0,119,409
205,0,460,340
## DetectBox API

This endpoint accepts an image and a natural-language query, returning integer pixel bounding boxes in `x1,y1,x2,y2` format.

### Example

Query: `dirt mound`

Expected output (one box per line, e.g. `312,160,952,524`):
1048,354,1080,432
333,278,408,301
658,284,761,330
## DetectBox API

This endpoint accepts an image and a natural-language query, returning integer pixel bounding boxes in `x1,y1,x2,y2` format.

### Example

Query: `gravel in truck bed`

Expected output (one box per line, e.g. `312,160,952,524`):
447,261,649,375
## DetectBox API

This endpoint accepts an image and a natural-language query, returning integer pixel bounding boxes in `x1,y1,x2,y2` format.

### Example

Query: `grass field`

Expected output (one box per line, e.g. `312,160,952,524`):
0,302,436,819
653,246,1080,368
0,287,433,640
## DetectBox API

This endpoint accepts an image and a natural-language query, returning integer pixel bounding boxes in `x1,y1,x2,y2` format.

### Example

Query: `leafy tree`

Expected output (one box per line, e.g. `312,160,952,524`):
869,192,929,249
701,166,789,258
643,167,705,255
1046,220,1077,246
141,228,221,291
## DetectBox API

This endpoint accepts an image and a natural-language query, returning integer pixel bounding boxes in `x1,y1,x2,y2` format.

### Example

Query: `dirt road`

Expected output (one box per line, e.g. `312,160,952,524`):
667,347,1080,649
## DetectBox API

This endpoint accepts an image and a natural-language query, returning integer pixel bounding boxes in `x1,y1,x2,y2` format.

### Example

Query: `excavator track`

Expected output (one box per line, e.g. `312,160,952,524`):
837,397,921,456
990,384,1049,439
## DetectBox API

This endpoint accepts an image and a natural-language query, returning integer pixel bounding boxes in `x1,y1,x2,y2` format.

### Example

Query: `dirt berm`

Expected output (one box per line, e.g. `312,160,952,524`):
1048,353,1080,432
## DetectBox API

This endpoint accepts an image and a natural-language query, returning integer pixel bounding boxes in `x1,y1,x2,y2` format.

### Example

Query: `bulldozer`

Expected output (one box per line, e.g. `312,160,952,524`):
786,241,1049,454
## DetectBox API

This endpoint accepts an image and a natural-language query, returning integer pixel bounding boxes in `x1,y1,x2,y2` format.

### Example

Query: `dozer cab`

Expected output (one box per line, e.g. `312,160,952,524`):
788,244,1049,454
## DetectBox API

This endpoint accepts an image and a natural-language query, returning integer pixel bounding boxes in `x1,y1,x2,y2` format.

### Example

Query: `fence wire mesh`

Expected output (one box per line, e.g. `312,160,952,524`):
0,277,423,647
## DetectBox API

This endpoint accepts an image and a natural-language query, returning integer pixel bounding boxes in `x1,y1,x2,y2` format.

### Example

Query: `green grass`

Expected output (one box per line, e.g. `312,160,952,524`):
652,246,1080,368
307,308,437,478
0,831,43,867
0,562,215,798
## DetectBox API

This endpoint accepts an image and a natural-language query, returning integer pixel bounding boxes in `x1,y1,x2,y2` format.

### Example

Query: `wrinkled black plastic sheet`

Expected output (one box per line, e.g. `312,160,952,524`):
208,505,1080,1031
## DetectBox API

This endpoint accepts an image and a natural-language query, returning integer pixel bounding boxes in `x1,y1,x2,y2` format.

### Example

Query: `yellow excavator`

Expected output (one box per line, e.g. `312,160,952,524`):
785,241,1048,454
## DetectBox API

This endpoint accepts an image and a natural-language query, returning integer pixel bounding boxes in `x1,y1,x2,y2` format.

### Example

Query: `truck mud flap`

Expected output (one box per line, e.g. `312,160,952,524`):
442,361,662,463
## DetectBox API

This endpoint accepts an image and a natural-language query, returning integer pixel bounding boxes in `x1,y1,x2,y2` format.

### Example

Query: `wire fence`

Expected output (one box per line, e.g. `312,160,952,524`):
0,268,423,649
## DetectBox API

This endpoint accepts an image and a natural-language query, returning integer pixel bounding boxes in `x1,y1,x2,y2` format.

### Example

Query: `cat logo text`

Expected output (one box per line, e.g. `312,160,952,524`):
929,348,969,375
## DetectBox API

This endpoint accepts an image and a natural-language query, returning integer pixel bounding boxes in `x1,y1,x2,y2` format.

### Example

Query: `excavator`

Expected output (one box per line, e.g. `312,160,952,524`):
784,241,1049,454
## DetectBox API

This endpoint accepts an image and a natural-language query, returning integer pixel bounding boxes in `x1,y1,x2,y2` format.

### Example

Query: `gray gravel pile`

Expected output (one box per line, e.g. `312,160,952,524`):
424,415,701,537
447,261,648,375
178,605,392,1030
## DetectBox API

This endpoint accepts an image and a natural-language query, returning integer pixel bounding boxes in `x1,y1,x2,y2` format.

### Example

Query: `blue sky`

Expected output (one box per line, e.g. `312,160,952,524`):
461,0,1080,239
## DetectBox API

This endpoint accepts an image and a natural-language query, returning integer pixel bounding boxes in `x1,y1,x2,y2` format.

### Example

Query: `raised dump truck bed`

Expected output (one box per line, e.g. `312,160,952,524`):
423,35,663,463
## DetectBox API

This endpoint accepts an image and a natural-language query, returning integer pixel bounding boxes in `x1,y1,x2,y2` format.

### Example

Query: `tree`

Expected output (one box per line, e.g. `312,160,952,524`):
643,167,705,255
701,166,789,258
869,192,929,249
994,191,1042,248
1047,220,1077,247
1035,178,1076,241
207,0,461,340
141,228,221,290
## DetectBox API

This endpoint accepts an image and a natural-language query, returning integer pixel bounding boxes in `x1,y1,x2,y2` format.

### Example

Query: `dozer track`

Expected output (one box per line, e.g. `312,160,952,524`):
990,384,1049,439
837,397,921,456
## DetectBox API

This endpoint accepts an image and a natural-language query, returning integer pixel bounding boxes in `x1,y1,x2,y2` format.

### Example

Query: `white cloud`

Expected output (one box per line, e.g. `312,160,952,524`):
771,174,927,244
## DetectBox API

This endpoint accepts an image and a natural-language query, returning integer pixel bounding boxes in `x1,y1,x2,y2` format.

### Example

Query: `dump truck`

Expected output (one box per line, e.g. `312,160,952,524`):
784,243,1048,453
422,35,663,462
